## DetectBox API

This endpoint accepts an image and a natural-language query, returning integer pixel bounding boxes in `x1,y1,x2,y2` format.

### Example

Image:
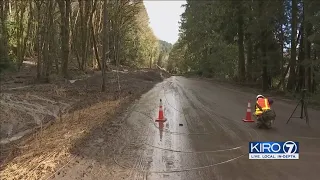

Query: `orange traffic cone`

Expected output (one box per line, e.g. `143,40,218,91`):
242,102,254,122
156,99,166,122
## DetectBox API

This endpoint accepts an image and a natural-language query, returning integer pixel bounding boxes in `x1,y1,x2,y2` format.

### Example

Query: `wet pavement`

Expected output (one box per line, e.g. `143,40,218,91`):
51,76,320,180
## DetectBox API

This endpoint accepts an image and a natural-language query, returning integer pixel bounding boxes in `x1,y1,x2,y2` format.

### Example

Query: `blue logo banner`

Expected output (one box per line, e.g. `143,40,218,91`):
249,141,299,154
249,141,299,159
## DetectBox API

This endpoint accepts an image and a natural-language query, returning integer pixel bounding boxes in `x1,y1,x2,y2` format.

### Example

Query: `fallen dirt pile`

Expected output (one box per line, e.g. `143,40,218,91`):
0,65,168,180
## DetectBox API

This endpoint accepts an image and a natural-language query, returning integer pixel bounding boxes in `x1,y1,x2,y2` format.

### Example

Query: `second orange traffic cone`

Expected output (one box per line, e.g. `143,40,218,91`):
156,99,166,122
242,102,254,122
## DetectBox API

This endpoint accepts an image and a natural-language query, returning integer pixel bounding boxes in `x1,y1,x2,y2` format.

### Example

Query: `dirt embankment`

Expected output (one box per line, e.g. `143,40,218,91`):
0,64,170,180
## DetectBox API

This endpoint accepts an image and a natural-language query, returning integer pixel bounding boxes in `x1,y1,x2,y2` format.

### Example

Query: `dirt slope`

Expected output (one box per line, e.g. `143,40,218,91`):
0,64,169,180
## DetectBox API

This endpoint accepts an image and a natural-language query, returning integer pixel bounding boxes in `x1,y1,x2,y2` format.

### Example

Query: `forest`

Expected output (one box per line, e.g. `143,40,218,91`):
167,0,320,94
0,0,172,87
0,2,175,178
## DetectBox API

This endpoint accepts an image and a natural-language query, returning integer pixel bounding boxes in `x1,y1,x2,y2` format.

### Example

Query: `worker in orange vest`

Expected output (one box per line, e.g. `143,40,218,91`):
254,95,274,128
254,95,271,116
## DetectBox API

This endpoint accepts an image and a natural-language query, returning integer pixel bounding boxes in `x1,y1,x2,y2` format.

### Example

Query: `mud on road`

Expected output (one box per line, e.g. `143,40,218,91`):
1,76,320,180
44,76,320,180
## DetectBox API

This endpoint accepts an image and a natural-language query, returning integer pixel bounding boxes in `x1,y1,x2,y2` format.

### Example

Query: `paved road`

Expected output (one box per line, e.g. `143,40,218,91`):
51,76,320,180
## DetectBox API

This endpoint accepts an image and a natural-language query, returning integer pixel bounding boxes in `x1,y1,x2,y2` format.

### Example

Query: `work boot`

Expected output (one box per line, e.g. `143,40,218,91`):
257,122,263,129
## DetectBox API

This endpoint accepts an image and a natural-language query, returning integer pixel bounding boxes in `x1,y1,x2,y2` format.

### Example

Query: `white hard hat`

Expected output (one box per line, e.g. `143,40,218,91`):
256,94,264,99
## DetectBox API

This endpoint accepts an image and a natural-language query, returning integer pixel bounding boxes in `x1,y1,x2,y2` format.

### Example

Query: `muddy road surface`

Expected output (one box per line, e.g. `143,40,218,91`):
49,76,320,180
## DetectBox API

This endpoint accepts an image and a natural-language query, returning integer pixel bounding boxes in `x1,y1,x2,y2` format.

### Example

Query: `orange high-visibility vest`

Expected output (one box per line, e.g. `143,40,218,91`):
255,98,271,115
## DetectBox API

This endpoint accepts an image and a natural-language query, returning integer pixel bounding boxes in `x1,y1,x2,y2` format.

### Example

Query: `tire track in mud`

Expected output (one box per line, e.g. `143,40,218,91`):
163,78,266,178
171,78,217,133
114,147,244,174
126,125,149,180
129,77,259,142
0,93,71,144
173,80,259,144
132,109,217,136
163,88,195,134
180,79,301,142
113,77,299,178
162,80,223,135
175,79,261,142
171,78,307,177
113,136,245,175
118,102,153,180
143,143,242,154
112,78,248,176
199,80,320,143
161,78,263,177
127,78,258,146
43,77,320,179
128,110,248,152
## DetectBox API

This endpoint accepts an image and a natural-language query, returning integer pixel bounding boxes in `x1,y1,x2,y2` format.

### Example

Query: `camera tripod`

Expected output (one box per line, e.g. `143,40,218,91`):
286,89,310,126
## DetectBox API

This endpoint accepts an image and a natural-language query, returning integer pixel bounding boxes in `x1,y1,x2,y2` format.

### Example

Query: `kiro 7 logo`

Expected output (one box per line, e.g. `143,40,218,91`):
249,141,299,160
283,141,298,154
249,141,299,154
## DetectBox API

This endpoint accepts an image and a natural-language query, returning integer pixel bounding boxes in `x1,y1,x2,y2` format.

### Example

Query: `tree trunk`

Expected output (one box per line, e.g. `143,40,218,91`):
237,1,245,82
36,1,42,79
304,1,312,92
84,0,92,70
92,25,101,70
90,0,100,69
261,38,268,92
42,1,50,81
279,23,285,90
22,1,33,65
258,1,268,92
112,26,120,65
311,43,317,93
116,29,121,66
287,0,298,91
17,2,27,70
246,33,253,82
45,0,55,81
245,4,253,82
71,8,80,70
277,65,290,89
297,23,305,91
58,0,71,78
79,0,84,70
110,19,115,64
113,4,121,66
78,0,88,71
0,1,9,65
101,0,109,92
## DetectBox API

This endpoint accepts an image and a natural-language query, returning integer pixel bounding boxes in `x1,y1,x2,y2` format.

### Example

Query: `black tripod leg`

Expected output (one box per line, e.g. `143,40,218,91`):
286,101,300,124
304,103,310,126
300,100,304,119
